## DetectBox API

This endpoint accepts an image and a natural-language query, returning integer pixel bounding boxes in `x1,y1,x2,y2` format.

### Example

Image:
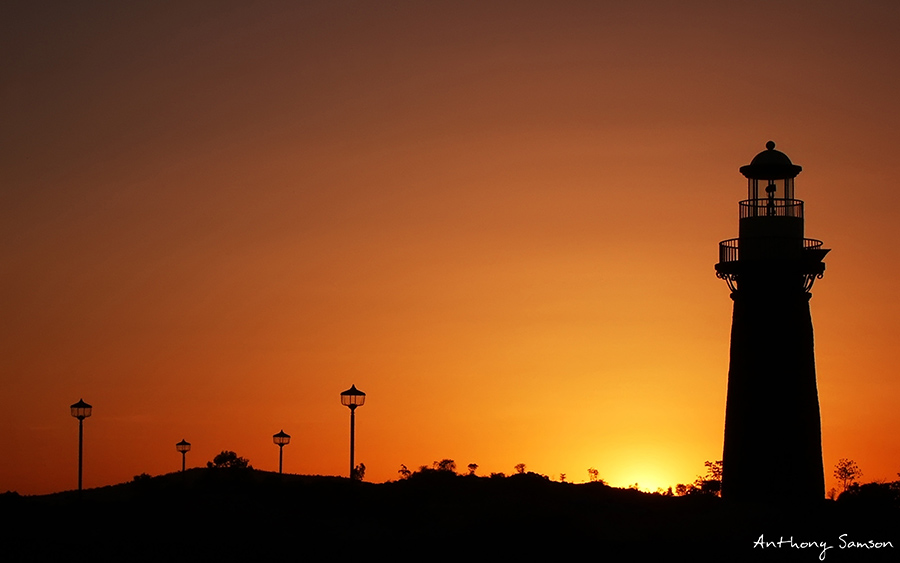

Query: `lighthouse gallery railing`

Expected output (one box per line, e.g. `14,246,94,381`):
718,237,824,264
739,198,804,219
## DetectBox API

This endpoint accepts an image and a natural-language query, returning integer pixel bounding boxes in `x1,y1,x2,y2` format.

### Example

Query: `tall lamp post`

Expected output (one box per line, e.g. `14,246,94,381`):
273,430,291,474
340,385,366,479
70,399,92,491
176,439,191,472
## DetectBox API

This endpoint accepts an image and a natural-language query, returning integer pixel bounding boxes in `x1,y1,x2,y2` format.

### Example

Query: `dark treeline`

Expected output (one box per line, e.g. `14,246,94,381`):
3,467,898,562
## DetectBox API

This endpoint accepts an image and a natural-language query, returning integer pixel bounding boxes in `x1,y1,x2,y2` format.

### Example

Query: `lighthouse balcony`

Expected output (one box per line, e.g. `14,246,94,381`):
716,237,827,275
739,198,803,219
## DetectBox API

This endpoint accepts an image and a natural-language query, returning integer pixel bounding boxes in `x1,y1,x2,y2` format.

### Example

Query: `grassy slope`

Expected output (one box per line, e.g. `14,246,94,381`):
2,469,897,562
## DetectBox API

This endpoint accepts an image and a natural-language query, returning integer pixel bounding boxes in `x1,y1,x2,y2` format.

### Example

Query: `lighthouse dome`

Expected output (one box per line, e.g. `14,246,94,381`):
739,141,802,180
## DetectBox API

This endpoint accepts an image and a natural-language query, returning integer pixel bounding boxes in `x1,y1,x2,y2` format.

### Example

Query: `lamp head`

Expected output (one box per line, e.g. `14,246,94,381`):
340,384,366,409
273,430,291,446
70,399,92,420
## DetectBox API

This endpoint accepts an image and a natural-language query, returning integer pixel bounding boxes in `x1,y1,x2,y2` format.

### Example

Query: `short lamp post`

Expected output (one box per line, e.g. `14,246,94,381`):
176,439,191,472
70,399,92,491
340,385,366,480
273,430,291,474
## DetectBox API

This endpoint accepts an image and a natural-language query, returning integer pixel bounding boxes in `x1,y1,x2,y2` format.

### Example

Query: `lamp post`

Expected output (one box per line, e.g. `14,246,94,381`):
340,385,366,479
176,439,191,472
70,399,92,491
273,430,291,474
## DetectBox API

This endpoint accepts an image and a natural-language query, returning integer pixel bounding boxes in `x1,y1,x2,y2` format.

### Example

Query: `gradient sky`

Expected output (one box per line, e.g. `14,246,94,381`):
3,0,899,495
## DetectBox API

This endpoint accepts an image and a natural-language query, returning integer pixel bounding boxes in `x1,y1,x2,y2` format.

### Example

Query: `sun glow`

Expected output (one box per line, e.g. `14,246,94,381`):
606,462,677,493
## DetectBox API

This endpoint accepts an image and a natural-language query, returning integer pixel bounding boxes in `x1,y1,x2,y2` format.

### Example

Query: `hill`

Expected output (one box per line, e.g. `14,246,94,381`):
2,469,897,562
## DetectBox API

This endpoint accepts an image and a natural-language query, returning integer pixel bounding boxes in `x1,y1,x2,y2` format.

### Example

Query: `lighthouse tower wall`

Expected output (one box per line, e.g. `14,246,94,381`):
722,287,825,502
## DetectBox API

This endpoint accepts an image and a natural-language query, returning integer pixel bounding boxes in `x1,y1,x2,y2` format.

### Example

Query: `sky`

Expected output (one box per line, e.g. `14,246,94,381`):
2,0,900,496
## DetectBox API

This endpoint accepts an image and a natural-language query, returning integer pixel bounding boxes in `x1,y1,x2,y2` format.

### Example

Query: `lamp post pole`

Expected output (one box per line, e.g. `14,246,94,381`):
340,385,366,480
70,399,92,491
349,406,356,478
77,418,84,488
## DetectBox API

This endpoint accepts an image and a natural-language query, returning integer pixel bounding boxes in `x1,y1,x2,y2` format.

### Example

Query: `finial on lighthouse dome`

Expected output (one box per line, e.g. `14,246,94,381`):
740,140,802,180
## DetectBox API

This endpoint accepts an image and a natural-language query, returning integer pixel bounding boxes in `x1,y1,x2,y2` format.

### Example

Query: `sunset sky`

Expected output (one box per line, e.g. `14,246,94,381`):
3,1,900,496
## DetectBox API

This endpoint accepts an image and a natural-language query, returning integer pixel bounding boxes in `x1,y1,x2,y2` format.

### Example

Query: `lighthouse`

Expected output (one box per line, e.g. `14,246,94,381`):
715,142,829,503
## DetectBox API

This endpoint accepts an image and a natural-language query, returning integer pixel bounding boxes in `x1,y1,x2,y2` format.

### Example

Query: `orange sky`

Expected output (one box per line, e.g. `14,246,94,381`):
3,1,899,495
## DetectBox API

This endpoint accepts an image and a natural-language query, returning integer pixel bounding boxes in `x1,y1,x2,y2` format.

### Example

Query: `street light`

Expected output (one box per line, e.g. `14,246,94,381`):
176,439,191,472
340,384,366,480
273,430,291,474
70,399,92,491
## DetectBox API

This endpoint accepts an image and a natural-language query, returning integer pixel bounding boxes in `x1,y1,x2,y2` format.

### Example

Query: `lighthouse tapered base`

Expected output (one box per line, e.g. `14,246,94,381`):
722,289,825,503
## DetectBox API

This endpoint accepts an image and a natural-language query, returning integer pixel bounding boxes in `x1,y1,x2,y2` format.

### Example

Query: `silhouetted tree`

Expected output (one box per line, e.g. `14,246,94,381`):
676,460,723,497
514,463,526,475
353,463,366,481
699,479,721,496
433,459,456,472
836,477,900,509
834,458,862,493
697,460,723,496
398,464,412,480
559,473,567,483
705,460,723,481
207,450,251,469
467,463,478,476
587,468,600,483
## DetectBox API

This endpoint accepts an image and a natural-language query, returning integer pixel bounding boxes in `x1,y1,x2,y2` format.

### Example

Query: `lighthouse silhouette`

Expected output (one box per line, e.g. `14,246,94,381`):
715,142,829,502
